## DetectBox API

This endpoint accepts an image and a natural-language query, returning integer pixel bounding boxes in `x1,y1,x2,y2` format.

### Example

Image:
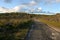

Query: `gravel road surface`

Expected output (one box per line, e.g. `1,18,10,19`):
25,21,60,40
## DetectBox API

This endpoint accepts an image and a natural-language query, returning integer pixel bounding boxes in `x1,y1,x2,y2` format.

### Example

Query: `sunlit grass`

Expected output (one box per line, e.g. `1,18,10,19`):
39,18,60,28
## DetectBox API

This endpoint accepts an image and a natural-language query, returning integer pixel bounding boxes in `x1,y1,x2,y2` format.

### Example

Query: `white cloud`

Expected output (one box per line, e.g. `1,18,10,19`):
0,0,38,13
37,7,42,12
22,1,37,6
27,7,42,13
45,0,60,4
32,0,41,3
30,8,35,12
29,1,37,6
13,5,26,11
0,5,43,13
56,0,60,2
0,5,27,13
0,7,9,13
33,0,60,4
0,0,42,13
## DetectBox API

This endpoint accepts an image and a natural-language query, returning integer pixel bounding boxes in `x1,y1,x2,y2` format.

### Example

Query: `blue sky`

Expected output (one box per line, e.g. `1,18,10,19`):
0,0,60,13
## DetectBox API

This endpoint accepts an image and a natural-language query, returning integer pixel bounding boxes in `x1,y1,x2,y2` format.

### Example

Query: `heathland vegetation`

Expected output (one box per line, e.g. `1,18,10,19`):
38,13,60,28
0,12,34,40
0,12,60,40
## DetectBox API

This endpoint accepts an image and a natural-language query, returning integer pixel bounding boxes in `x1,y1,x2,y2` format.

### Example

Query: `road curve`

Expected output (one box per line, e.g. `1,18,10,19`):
25,21,60,40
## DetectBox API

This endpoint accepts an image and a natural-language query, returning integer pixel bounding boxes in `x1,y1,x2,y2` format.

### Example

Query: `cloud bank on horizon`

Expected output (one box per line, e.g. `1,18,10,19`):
0,0,60,13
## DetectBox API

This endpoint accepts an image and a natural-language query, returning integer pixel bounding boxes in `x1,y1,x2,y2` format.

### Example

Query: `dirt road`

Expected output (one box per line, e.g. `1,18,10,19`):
25,21,60,40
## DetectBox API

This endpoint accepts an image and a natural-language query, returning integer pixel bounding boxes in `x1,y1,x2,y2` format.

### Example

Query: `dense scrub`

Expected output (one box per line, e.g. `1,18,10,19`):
0,20,33,40
0,12,34,40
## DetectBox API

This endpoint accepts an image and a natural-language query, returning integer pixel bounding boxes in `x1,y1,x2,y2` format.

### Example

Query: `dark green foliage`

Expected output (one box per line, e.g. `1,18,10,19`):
17,20,33,29
0,20,33,40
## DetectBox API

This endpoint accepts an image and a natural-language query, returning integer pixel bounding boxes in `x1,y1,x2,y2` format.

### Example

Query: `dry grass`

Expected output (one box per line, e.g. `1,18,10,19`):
39,18,60,28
